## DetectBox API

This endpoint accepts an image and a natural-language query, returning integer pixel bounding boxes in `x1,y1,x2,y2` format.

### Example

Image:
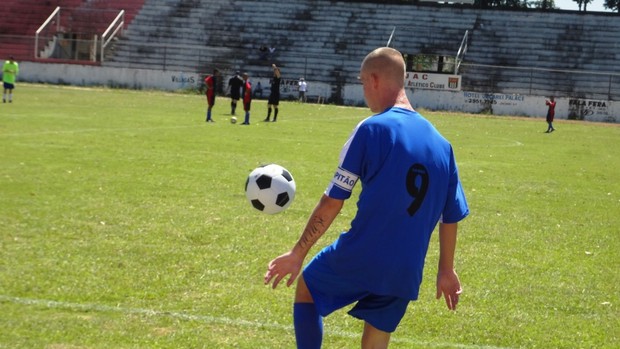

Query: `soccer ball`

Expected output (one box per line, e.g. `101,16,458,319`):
245,164,296,214
231,116,237,124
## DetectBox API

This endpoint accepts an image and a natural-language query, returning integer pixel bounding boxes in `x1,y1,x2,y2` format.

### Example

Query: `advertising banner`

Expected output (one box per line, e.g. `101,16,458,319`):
405,72,461,91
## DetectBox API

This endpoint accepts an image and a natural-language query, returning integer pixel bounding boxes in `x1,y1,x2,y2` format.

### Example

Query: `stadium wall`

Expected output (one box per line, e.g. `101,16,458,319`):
19,62,618,123
344,85,618,123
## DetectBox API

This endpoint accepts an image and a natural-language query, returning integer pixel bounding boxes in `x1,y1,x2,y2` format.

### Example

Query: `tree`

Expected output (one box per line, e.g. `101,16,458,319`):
530,0,556,9
505,0,529,7
573,0,594,11
542,0,556,9
603,0,620,11
474,0,527,7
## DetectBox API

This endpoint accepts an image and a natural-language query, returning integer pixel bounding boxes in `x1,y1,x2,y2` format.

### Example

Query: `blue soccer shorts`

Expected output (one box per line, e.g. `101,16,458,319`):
302,251,410,333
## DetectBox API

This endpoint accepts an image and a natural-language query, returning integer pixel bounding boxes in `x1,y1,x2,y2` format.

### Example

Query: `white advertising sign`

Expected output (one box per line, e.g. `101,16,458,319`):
405,72,461,91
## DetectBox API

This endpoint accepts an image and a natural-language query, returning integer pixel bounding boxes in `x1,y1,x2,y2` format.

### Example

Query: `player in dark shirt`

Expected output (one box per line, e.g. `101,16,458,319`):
265,64,281,122
228,71,244,115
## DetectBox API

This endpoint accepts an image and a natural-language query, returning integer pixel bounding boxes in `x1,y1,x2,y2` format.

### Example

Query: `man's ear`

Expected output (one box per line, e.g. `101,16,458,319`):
370,72,380,89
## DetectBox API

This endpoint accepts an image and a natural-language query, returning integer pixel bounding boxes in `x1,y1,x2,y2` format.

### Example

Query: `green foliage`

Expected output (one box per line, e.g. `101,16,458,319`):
474,0,529,8
0,85,618,348
604,0,620,11
529,0,556,9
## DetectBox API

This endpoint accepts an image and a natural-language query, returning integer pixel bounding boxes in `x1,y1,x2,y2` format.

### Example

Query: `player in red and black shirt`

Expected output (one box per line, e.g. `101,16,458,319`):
204,69,219,122
545,96,556,133
241,72,252,125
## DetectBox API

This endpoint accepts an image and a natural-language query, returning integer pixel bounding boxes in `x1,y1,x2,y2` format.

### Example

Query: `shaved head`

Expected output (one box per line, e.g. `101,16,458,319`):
359,47,411,112
361,47,406,89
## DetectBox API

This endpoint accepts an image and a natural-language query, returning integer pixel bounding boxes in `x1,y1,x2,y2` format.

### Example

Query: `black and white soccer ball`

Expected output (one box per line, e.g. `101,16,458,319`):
245,164,296,214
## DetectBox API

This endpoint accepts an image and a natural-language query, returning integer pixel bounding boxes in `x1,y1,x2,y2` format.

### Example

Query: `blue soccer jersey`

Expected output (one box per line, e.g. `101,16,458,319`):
323,107,469,300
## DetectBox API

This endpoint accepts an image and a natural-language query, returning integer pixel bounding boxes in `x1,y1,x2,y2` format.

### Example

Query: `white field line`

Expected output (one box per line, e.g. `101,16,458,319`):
0,295,512,349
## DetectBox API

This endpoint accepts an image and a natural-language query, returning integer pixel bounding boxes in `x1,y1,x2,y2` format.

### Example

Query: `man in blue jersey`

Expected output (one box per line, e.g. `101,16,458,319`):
264,47,469,348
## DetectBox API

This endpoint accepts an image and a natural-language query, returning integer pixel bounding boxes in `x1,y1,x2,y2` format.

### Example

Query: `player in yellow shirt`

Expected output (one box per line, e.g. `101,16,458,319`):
3,56,19,103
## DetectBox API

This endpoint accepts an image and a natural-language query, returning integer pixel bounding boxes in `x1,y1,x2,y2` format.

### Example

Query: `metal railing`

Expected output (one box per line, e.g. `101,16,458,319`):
101,10,125,63
34,6,61,59
32,6,125,62
460,63,620,101
454,30,468,75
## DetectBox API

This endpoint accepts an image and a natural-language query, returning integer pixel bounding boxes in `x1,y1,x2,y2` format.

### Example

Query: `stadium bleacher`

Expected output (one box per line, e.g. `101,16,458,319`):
1,0,618,101
101,0,619,100
0,1,81,34
0,0,144,62
462,9,620,98
106,0,479,84
0,1,82,59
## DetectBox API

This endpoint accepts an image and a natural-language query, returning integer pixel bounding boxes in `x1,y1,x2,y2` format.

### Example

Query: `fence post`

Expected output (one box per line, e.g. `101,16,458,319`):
92,35,98,62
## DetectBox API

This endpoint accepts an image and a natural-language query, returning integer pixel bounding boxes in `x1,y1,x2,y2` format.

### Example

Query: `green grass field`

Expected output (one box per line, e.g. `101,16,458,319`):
1,84,618,348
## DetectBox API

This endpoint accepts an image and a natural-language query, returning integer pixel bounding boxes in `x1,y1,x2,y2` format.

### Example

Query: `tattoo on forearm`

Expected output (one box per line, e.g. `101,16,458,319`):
299,215,326,249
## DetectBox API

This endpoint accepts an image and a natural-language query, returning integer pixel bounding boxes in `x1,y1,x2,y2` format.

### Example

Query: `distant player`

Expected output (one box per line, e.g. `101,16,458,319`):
241,72,252,125
204,69,219,122
2,56,19,103
264,64,281,122
545,96,556,133
228,71,243,115
298,77,307,103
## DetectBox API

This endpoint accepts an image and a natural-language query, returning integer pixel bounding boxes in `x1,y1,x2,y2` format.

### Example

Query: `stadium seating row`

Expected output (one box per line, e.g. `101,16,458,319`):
0,0,144,62
0,0,618,101
102,0,619,100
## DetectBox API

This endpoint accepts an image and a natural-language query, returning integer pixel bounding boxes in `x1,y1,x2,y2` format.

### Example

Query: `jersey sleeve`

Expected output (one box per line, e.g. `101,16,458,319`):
440,147,469,224
324,119,369,200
